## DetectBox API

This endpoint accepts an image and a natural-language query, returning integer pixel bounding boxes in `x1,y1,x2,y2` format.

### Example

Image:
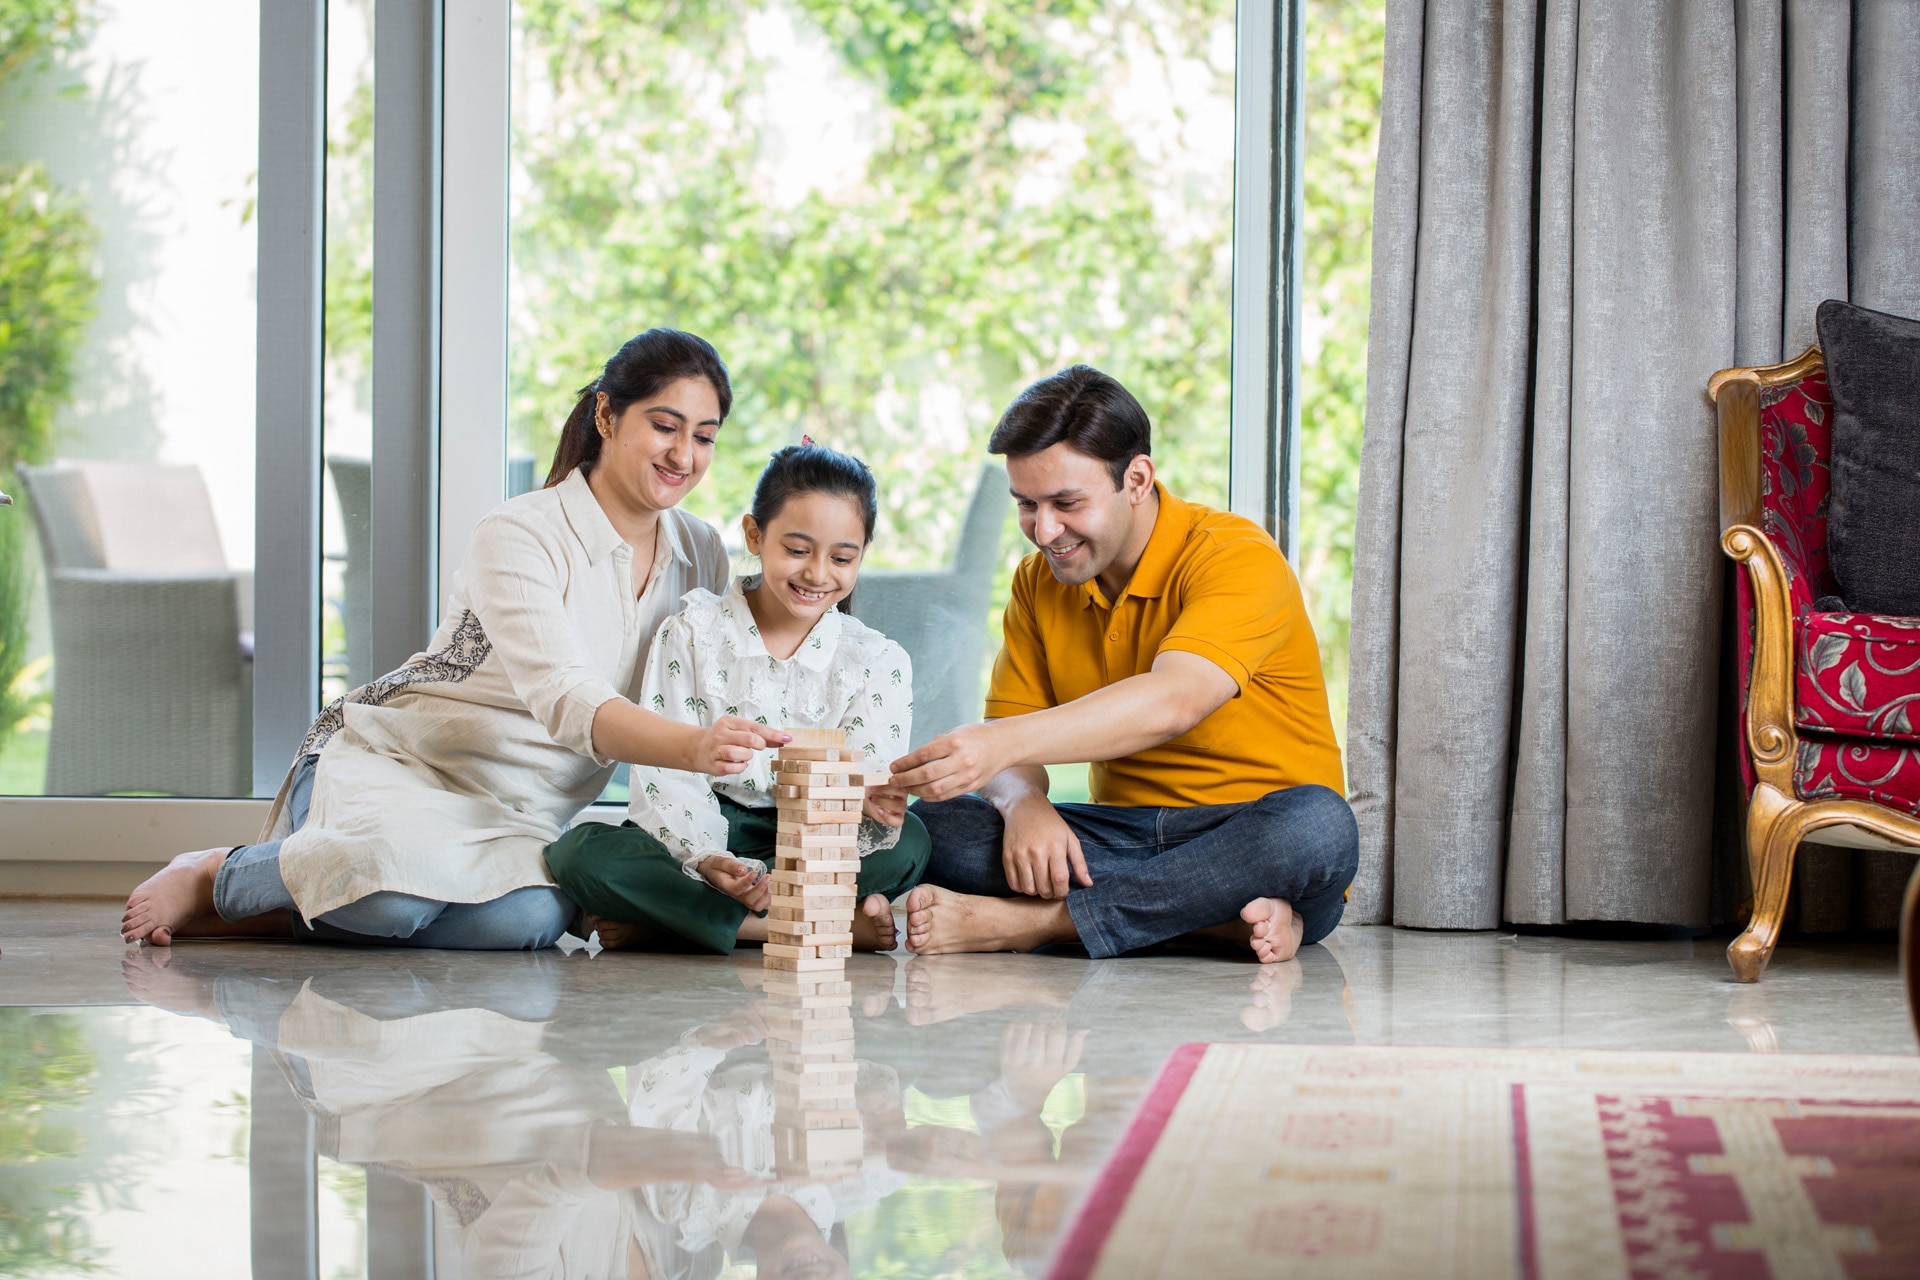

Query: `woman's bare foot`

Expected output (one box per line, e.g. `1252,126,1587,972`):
851,893,898,951
121,848,232,945
903,885,1076,955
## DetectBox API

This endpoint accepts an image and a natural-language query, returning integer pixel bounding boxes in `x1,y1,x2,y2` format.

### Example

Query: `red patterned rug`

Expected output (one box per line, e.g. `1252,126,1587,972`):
1047,1044,1920,1280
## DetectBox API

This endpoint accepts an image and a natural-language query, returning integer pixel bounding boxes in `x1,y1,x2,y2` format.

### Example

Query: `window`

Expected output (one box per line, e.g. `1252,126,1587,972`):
0,0,261,798
509,0,1239,801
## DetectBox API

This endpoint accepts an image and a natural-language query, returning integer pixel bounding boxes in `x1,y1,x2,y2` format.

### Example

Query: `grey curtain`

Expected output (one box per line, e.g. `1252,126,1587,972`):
1346,0,1920,929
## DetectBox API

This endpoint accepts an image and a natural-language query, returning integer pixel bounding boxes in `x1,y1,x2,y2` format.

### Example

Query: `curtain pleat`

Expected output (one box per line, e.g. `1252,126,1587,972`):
1347,0,1920,929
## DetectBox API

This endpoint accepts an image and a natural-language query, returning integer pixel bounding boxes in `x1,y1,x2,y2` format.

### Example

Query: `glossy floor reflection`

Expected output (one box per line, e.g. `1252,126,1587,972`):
0,901,1912,1278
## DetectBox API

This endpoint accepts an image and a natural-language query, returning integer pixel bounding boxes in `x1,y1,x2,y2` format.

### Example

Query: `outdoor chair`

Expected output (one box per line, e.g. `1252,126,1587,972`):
14,460,252,796
851,462,1010,747
327,454,373,690
1712,347,1920,982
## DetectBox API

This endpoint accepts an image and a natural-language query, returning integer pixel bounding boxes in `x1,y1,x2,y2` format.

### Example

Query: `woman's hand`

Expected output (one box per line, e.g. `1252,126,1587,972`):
688,716,787,776
699,855,771,912
863,780,908,828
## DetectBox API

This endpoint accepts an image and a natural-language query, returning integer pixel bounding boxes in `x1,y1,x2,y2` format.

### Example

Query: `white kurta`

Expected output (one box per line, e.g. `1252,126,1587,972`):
264,469,729,919
625,576,915,881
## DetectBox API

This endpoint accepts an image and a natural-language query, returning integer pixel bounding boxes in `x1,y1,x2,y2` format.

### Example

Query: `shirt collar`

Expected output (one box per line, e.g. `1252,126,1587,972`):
1080,481,1187,609
556,467,694,570
729,576,845,672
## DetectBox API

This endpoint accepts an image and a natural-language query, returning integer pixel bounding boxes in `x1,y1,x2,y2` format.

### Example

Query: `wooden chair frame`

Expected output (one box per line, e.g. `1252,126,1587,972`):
1711,346,1920,982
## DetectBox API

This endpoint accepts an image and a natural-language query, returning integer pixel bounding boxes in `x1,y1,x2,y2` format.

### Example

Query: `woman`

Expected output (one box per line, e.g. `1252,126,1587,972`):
120,328,785,948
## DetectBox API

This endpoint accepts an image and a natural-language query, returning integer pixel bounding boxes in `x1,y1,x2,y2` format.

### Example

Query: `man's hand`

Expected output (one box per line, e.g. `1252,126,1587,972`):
689,716,786,776
863,780,908,827
1002,794,1090,898
890,722,1010,802
699,855,771,912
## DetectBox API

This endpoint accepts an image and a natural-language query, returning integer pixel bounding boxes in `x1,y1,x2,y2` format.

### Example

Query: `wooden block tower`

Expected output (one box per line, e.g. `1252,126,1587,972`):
765,725,871,1179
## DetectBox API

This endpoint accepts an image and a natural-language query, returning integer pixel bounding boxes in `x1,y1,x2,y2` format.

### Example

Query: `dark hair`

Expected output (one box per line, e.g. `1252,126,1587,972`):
543,328,733,487
986,364,1151,488
750,443,879,613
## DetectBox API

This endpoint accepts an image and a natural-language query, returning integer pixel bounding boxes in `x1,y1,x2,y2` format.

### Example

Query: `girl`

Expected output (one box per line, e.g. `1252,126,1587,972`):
545,443,927,953
121,329,786,949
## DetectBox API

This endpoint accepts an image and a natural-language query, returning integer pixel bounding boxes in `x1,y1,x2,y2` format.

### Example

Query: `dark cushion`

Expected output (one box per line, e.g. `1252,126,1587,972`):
1816,298,1920,616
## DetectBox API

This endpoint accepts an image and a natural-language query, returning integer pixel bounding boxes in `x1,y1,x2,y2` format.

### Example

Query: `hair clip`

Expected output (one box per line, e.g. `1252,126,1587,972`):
800,434,816,446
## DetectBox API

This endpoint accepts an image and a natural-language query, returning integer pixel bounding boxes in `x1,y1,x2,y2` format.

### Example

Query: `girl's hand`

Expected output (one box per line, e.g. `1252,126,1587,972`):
688,717,786,776
863,781,908,828
699,855,771,912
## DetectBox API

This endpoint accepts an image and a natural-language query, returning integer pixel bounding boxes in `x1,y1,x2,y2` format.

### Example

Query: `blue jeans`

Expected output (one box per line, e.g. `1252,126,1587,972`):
213,755,576,950
912,785,1358,959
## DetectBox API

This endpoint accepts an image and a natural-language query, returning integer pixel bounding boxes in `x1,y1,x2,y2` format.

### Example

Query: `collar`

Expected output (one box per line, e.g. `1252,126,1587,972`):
556,467,693,570
1080,481,1188,609
730,576,844,672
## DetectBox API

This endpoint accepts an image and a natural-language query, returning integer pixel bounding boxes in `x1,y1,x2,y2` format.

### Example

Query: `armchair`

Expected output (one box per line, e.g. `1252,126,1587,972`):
1712,346,1920,982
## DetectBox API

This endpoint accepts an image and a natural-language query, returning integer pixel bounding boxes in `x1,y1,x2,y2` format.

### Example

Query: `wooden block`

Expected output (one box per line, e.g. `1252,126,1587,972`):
774,784,865,800
783,727,847,748
812,943,852,959
774,856,860,875
776,829,859,848
775,1080,859,1106
777,746,864,762
766,912,856,932
763,953,846,972
760,973,851,994
776,822,858,839
833,872,859,886
767,1036,854,1057
769,929,855,949
768,902,856,924
771,869,844,887
769,882,858,901
763,942,826,960
774,805,856,824
775,759,861,774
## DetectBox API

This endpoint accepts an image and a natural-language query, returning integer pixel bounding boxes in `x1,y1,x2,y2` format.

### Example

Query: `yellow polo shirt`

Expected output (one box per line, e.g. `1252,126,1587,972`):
985,482,1343,807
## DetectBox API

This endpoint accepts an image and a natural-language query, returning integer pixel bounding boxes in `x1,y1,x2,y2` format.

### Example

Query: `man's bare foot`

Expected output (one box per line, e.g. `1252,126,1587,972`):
903,885,1076,956
1241,897,1303,963
851,893,898,952
1189,897,1304,964
122,848,231,945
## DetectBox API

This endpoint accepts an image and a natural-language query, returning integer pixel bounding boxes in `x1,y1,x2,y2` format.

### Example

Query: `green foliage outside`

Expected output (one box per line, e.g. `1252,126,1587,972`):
510,0,1236,572
0,1010,102,1275
0,0,98,764
1299,0,1385,739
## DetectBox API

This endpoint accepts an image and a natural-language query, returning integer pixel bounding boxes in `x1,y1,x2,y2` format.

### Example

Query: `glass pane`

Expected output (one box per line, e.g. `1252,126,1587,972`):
509,0,1235,795
1300,0,1386,752
0,0,260,797
323,0,375,708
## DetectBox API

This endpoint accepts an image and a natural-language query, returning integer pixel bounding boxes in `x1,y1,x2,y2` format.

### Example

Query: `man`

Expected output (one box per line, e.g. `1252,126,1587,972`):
890,366,1356,963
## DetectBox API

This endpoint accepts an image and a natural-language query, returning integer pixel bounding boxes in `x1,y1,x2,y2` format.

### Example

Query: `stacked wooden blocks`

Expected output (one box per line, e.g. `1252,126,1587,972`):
766,726,872,1179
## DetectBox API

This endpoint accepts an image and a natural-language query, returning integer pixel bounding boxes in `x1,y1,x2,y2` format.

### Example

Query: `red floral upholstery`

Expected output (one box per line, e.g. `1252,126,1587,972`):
1795,736,1920,817
1733,368,1920,812
1796,611,1920,742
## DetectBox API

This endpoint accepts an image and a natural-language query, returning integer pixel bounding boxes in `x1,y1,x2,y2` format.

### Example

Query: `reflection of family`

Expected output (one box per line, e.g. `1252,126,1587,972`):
121,327,1357,963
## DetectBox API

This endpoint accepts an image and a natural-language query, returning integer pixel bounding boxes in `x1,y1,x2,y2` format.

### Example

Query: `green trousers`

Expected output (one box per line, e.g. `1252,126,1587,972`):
544,796,931,955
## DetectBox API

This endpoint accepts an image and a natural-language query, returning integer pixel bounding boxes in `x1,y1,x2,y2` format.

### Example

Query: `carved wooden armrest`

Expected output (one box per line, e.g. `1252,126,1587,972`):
1721,524,1798,793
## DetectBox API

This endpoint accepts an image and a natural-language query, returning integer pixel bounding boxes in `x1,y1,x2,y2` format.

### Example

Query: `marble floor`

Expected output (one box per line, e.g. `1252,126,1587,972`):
0,900,1912,1279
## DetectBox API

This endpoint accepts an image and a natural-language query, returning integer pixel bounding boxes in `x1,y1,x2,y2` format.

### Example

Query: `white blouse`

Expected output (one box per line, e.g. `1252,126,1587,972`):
627,576,914,880
264,468,729,919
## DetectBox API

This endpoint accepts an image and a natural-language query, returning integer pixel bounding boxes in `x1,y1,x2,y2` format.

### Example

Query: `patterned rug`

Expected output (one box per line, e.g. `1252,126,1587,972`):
1047,1043,1920,1280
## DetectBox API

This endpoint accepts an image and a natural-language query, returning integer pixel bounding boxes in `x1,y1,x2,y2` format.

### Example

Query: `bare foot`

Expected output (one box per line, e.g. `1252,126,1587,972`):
122,848,230,945
903,885,1075,956
1242,897,1303,963
580,912,664,951
851,894,898,952
1189,897,1304,964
